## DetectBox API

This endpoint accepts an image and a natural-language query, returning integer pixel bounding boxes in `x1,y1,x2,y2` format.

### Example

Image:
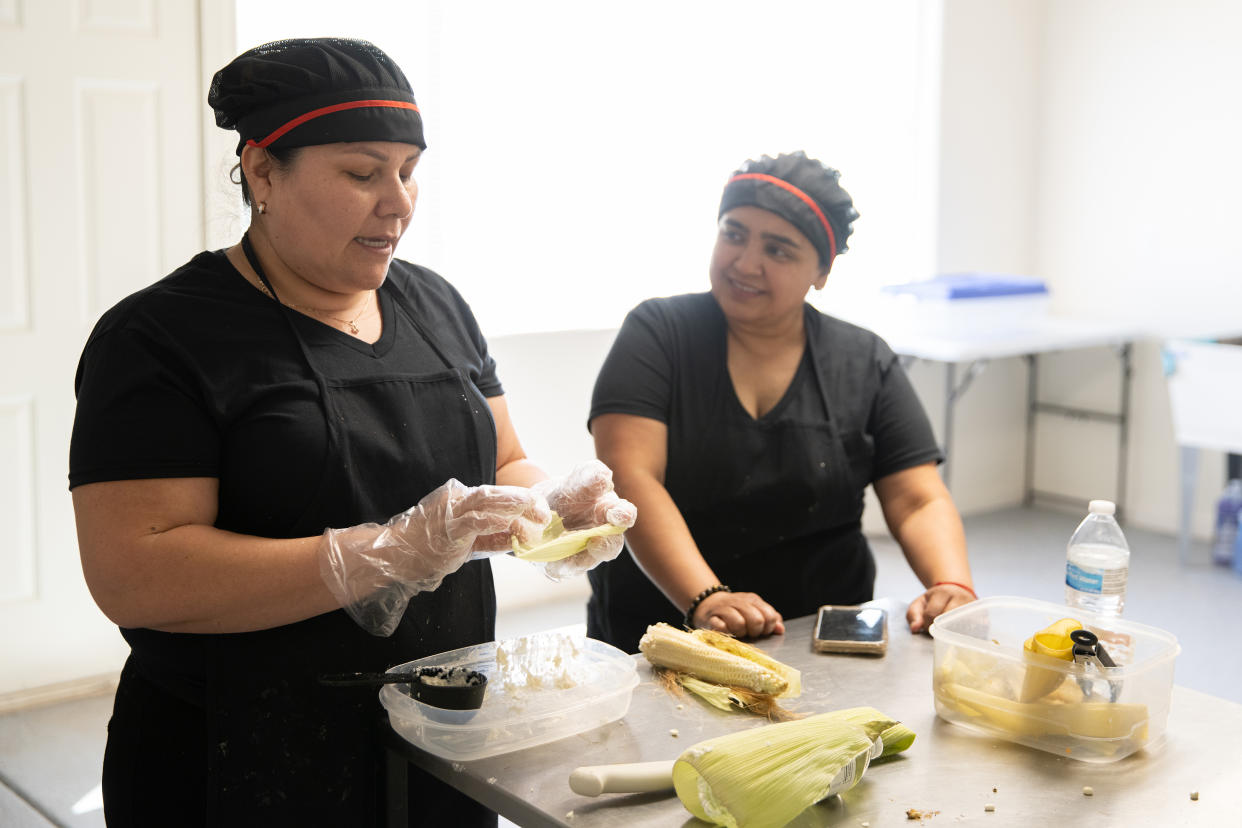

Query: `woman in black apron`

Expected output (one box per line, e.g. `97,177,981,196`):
69,38,633,825
587,152,975,654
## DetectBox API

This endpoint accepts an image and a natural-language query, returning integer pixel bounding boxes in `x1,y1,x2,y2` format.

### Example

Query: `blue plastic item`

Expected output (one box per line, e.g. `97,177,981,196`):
1234,511,1242,577
881,273,1049,301
1214,480,1242,567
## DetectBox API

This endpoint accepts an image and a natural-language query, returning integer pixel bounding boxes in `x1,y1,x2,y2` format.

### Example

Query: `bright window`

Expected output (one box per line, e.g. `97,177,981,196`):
236,1,940,335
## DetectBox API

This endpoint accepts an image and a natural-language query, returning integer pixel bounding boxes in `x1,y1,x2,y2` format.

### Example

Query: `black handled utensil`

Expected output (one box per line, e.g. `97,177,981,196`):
318,671,419,687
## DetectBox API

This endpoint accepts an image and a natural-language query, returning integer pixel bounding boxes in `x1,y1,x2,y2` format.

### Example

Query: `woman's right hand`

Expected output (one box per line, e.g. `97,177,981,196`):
691,590,785,640
319,480,550,636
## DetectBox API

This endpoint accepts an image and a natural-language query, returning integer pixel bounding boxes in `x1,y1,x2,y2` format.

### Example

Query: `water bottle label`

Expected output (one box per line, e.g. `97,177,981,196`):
1066,562,1103,594
1067,562,1128,595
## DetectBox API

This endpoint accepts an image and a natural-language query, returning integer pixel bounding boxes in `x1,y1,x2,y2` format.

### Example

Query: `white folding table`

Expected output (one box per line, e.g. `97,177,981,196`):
831,297,1139,515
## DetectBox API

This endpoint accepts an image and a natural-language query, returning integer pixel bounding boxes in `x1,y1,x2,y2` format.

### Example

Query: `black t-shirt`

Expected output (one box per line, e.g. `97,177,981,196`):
70,249,501,537
585,292,941,650
590,292,941,504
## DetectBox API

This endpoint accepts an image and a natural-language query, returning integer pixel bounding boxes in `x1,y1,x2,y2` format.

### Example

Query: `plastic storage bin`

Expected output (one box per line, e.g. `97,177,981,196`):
381,632,638,761
928,596,1179,763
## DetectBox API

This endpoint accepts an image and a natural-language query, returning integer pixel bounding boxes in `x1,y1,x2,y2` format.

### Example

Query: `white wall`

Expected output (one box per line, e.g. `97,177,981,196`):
1033,0,1242,537
491,0,1242,584
920,0,1242,542
485,329,616,610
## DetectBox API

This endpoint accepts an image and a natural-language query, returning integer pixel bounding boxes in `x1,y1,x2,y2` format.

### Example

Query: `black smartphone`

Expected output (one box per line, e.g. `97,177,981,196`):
812,605,888,655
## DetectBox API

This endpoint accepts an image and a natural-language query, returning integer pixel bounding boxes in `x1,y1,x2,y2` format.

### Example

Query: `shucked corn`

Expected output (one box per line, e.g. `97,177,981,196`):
639,623,800,697
510,512,625,562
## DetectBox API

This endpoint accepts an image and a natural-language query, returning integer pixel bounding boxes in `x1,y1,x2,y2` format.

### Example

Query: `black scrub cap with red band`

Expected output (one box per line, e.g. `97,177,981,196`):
718,152,859,270
208,37,425,156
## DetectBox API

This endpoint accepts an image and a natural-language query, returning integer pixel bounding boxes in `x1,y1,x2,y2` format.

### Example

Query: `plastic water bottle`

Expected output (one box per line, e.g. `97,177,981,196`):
1065,499,1130,616
1233,511,1242,577
1212,479,1242,566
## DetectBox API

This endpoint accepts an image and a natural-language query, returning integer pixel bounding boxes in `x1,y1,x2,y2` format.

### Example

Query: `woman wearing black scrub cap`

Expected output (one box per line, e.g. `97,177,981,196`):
587,152,975,654
69,38,634,826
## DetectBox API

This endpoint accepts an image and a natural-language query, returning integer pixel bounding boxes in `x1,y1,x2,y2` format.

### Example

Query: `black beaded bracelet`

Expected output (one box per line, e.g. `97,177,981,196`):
683,584,731,628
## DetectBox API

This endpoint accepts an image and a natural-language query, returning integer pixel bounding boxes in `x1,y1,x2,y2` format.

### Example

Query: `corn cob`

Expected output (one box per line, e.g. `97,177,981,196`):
689,628,802,698
639,623,795,697
510,512,625,562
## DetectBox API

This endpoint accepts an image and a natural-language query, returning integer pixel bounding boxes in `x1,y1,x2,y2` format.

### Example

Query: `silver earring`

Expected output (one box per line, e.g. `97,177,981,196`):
257,201,267,215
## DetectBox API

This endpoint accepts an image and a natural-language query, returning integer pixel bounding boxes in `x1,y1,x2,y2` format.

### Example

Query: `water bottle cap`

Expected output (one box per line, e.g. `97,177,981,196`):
1088,499,1116,516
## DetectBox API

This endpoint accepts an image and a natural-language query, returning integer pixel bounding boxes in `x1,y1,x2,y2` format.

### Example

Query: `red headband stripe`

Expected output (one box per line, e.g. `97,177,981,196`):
245,99,421,149
728,173,837,265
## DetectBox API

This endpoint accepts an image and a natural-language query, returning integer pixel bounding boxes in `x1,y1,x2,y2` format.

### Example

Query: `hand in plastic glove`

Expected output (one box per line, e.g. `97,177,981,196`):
532,460,637,581
319,479,550,636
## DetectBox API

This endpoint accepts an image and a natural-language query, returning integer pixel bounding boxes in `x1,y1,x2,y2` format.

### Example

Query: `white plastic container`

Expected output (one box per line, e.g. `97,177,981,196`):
381,632,638,762
1065,499,1130,616
929,596,1179,763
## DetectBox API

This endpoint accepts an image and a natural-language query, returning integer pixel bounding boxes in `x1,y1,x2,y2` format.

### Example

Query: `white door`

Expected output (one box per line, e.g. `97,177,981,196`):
0,0,225,700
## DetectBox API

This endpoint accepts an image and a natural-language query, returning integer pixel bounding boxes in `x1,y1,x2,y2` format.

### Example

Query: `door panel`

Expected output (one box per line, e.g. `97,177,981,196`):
0,0,210,697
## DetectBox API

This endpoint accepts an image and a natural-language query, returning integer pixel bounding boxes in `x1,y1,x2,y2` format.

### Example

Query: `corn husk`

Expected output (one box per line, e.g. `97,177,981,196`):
510,512,625,562
819,706,918,757
670,674,799,722
672,715,894,828
938,682,1148,741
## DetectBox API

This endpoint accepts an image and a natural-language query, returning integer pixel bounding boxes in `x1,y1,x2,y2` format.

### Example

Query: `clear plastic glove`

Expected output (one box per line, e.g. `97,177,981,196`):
319,479,550,636
532,460,637,581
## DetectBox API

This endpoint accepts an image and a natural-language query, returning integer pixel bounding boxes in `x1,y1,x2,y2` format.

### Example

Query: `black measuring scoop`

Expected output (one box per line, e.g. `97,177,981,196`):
320,666,488,710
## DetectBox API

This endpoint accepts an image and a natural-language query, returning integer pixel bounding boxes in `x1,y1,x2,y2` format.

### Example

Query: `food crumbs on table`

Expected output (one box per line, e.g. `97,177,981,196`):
486,777,497,785
566,811,574,819
906,808,939,820
670,728,680,737
992,787,997,793
984,804,995,813
1082,786,1094,796
676,703,685,710
1190,791,1199,801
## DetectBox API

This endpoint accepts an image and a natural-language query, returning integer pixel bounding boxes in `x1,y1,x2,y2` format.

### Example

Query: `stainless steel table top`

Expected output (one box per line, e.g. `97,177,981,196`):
390,599,1242,826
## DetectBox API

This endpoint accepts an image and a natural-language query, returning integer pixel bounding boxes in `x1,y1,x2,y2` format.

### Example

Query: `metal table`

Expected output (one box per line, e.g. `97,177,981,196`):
386,601,1242,826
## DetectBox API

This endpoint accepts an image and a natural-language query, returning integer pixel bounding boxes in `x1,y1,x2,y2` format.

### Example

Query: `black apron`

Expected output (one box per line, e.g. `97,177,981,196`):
104,238,499,826
587,308,876,653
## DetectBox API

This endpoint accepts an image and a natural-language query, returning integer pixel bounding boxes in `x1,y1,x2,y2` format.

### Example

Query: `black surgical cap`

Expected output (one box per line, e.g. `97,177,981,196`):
208,37,425,156
718,152,859,269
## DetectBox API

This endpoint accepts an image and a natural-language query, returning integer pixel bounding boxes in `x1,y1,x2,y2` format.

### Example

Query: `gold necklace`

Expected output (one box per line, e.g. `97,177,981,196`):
252,278,374,334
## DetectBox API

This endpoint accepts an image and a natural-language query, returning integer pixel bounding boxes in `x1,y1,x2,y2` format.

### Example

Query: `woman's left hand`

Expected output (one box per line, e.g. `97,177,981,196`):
906,582,976,634
533,460,638,580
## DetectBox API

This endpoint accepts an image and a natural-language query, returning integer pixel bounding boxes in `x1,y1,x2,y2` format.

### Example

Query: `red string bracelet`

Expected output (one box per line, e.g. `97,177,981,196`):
934,581,977,599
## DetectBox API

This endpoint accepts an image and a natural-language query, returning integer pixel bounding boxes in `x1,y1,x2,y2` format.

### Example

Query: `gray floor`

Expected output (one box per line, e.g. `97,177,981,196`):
3,505,1240,827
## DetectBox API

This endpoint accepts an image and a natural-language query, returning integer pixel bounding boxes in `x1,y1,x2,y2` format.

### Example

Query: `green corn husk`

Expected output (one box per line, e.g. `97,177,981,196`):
821,706,917,757
673,674,798,721
672,716,894,828
510,512,625,562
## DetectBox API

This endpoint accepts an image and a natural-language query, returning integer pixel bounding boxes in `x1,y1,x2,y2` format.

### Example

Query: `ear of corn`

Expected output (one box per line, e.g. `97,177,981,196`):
672,714,895,828
814,706,917,756
689,628,802,698
510,512,625,562
639,623,794,697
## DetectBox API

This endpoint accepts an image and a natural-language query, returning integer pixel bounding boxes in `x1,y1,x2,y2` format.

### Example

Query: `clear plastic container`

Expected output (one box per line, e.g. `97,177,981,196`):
928,596,1179,763
381,632,638,761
